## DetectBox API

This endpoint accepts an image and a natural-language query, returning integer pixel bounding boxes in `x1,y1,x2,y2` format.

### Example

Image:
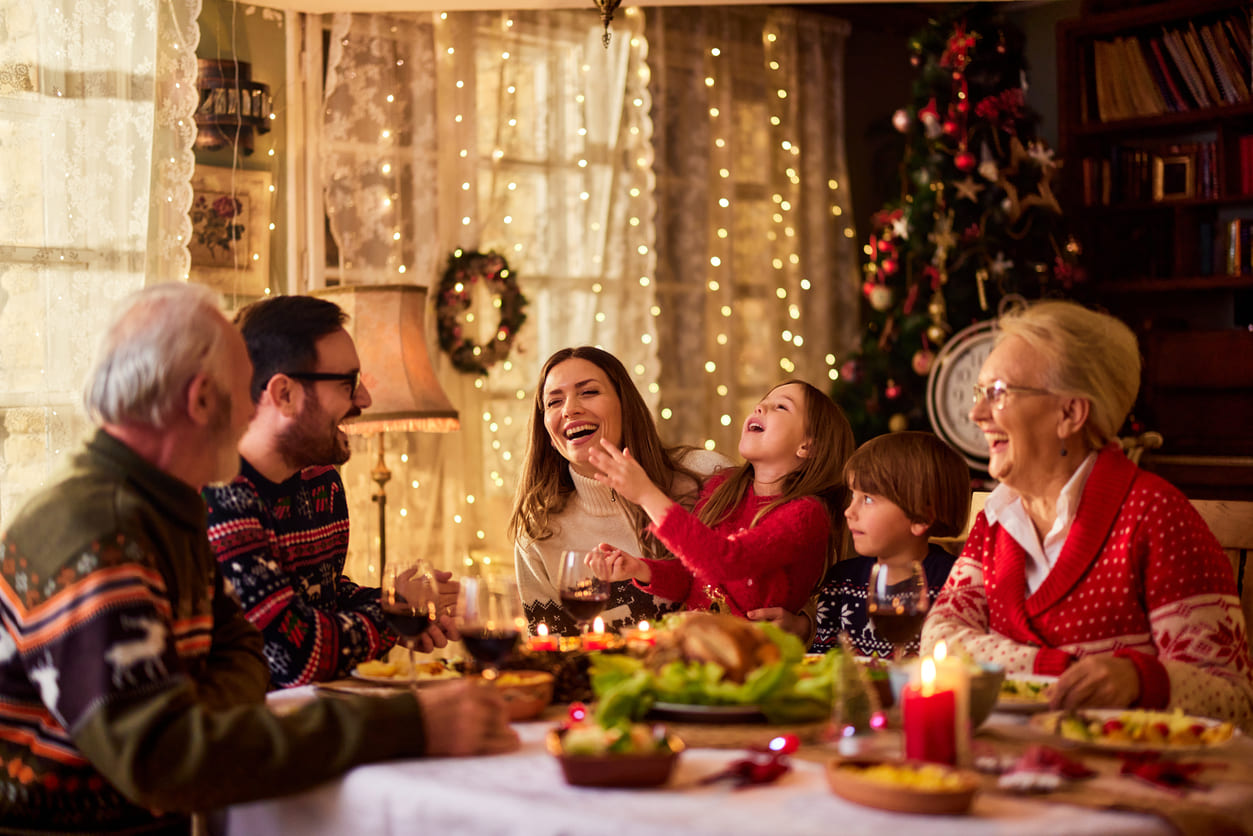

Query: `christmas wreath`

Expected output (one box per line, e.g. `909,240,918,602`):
436,249,528,376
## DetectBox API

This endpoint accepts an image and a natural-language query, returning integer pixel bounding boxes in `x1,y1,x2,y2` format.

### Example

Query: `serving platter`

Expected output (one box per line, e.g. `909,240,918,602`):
1030,709,1239,754
996,675,1057,714
826,758,979,815
648,702,766,724
349,669,462,687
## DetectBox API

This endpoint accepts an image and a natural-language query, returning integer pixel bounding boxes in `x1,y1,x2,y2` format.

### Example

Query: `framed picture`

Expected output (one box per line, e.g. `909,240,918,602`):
188,165,272,296
1152,154,1194,202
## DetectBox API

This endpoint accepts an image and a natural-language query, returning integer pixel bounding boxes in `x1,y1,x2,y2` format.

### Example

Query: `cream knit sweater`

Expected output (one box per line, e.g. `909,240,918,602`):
514,449,730,636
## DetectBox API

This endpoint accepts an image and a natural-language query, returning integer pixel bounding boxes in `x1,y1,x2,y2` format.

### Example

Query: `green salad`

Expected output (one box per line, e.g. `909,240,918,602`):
590,621,843,726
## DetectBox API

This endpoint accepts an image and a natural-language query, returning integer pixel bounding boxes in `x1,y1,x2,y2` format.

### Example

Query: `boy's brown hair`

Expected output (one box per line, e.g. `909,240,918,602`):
843,431,971,538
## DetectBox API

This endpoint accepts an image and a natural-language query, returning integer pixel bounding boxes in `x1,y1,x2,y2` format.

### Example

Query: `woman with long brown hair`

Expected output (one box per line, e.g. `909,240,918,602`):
509,346,729,636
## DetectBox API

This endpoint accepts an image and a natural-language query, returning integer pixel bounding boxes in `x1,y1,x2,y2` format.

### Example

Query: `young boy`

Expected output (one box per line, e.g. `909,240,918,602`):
810,431,971,657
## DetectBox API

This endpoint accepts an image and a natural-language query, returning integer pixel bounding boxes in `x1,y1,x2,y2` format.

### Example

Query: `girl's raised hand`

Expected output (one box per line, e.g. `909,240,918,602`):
585,544,651,584
588,439,678,524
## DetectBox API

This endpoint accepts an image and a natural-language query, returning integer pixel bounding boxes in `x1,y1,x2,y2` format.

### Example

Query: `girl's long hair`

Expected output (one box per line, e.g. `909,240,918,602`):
696,380,854,566
508,346,702,561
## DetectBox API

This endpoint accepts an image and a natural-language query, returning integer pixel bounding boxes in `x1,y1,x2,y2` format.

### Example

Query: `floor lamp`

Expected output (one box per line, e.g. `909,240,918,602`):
311,284,460,578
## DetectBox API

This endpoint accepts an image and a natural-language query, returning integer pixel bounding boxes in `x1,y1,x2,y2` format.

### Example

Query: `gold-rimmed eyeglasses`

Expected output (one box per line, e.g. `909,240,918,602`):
972,380,1053,409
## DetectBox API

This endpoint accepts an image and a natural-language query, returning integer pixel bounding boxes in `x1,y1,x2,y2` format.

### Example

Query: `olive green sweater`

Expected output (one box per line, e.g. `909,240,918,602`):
0,430,428,832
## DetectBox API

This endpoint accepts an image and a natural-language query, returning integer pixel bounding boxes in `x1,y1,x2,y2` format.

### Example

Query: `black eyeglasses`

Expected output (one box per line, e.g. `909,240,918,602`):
285,370,361,398
972,380,1053,409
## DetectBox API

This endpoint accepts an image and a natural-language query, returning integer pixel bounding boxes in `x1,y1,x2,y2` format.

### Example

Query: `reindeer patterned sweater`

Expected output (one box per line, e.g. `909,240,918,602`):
204,459,394,687
0,431,430,832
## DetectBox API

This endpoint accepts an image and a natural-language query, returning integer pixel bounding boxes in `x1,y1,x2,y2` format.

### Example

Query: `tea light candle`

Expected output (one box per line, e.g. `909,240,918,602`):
582,616,610,651
901,657,958,765
630,619,656,647
527,623,559,652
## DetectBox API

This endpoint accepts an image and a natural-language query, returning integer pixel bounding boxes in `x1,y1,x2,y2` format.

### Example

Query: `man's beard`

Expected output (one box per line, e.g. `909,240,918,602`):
277,389,358,470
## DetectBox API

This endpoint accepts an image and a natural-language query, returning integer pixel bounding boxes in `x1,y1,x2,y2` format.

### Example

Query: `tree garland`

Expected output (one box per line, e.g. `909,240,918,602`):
435,249,528,376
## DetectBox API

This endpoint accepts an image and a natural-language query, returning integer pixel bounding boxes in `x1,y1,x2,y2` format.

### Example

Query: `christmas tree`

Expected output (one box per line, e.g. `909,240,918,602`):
832,5,1084,444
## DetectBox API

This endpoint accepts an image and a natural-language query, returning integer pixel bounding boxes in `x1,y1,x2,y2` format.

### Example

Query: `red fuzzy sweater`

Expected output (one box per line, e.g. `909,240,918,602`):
923,445,1253,729
637,473,831,617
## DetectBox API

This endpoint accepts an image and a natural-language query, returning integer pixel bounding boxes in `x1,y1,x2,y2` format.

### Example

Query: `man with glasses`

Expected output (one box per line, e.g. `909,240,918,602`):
203,295,454,687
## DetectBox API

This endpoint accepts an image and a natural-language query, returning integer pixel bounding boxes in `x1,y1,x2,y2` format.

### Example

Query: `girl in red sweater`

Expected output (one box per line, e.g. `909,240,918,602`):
586,380,854,617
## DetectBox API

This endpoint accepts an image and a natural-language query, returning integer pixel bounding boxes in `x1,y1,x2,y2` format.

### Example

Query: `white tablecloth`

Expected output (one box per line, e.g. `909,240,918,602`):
224,688,1172,836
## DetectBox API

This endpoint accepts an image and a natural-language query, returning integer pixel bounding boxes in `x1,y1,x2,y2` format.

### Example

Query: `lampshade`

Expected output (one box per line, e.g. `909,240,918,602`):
311,284,460,434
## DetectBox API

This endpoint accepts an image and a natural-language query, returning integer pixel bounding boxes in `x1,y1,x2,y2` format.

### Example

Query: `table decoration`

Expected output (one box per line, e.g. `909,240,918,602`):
494,670,555,721
547,704,683,788
582,617,612,651
1030,709,1239,754
932,641,973,764
902,656,959,765
698,734,798,789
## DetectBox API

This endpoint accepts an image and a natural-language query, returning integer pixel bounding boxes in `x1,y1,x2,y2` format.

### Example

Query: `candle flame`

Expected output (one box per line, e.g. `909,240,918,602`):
536,623,549,637
934,640,947,662
638,620,650,632
592,616,605,633
921,657,936,696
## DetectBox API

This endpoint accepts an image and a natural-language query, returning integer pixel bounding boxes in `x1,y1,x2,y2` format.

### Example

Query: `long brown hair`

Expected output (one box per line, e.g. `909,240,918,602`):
696,380,854,565
508,346,701,561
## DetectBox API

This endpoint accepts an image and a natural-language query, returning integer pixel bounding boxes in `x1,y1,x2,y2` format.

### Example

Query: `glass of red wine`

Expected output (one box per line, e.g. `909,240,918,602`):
381,558,438,686
867,561,929,662
557,549,611,638
456,575,525,680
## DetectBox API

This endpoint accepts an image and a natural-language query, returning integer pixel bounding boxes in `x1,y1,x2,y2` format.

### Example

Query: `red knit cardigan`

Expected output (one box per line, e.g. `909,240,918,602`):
923,445,1253,729
637,474,831,618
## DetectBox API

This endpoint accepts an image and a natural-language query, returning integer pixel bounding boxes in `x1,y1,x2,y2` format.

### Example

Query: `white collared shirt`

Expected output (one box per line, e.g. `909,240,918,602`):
982,451,1098,594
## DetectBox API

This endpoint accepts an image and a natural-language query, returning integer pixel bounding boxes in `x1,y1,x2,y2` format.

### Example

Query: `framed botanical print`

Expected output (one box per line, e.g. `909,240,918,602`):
188,165,272,296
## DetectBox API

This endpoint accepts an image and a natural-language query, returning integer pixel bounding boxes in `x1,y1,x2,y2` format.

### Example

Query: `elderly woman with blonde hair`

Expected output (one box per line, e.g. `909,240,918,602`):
922,300,1253,728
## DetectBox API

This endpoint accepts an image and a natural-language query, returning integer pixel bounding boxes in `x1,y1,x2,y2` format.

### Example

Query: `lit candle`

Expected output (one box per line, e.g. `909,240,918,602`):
931,641,972,765
626,619,657,649
582,616,610,651
527,622,559,652
901,656,958,765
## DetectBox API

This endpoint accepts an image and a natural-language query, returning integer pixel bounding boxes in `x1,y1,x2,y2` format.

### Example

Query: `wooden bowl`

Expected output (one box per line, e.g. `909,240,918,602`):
492,670,554,721
546,728,684,788
826,757,979,815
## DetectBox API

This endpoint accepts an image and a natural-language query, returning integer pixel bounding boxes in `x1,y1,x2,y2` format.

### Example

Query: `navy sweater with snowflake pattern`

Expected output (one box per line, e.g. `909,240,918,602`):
204,458,394,687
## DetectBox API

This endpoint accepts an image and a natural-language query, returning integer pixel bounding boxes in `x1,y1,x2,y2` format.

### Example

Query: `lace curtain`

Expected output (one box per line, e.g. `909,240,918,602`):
648,8,859,451
0,0,200,529
321,10,655,582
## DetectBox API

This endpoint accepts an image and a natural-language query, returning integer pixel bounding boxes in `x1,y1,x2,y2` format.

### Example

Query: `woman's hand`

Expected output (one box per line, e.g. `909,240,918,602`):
588,440,676,524
1049,654,1141,712
586,544,650,585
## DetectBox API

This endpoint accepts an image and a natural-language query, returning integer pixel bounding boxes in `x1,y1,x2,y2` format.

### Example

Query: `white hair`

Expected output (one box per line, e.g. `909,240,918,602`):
84,283,228,429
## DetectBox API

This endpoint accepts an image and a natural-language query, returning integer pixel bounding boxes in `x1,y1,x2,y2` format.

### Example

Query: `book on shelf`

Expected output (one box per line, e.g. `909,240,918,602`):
1198,22,1240,104
1199,220,1214,276
1228,218,1253,277
1206,21,1250,101
1147,36,1190,111
1122,36,1168,115
1183,22,1225,106
1161,26,1212,109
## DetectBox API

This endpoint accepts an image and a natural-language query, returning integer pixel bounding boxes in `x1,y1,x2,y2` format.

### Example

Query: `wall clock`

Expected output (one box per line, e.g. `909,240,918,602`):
925,318,996,470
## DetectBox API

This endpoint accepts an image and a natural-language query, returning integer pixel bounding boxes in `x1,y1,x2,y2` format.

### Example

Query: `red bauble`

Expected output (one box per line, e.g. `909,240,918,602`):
956,100,969,115
880,258,898,276
954,150,976,172
942,120,959,137
885,381,902,400
911,349,935,376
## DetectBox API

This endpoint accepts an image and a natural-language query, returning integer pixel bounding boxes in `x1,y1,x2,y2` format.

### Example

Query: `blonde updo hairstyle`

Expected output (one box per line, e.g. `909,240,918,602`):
995,300,1141,451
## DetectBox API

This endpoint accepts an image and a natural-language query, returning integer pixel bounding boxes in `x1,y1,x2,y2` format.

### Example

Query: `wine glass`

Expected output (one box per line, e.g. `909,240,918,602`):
456,574,525,680
557,549,611,636
867,561,929,661
381,558,439,686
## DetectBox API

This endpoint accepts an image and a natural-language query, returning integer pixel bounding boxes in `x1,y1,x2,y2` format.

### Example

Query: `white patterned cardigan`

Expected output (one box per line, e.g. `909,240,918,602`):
922,445,1253,730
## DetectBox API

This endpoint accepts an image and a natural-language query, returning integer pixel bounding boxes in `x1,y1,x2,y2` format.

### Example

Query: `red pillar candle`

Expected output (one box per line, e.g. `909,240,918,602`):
527,623,559,652
901,658,958,765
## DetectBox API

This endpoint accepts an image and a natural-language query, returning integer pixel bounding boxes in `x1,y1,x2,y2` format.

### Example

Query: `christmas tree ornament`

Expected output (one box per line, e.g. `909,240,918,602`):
912,348,936,377
885,380,902,400
869,284,895,311
954,149,976,172
942,119,959,137
927,323,950,345
880,258,899,276
840,359,862,384
888,413,910,433
893,108,911,133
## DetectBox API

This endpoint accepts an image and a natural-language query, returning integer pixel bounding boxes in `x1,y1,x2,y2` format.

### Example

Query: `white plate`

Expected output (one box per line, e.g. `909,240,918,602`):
648,701,766,724
349,669,462,687
1030,709,1240,754
996,675,1057,714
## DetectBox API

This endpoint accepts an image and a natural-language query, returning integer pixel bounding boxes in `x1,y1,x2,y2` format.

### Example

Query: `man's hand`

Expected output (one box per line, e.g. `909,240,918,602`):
747,607,811,641
1049,654,1140,712
417,681,519,756
585,543,650,584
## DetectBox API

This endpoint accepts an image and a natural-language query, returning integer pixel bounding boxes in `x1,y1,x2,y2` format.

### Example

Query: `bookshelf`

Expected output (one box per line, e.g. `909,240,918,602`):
1057,0,1253,499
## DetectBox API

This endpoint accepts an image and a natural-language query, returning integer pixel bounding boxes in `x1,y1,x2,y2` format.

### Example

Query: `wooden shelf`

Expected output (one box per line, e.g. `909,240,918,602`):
1099,275,1253,293
1073,101,1253,137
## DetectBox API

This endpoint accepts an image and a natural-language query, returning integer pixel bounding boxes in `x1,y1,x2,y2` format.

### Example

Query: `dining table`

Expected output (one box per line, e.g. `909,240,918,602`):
220,684,1253,836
